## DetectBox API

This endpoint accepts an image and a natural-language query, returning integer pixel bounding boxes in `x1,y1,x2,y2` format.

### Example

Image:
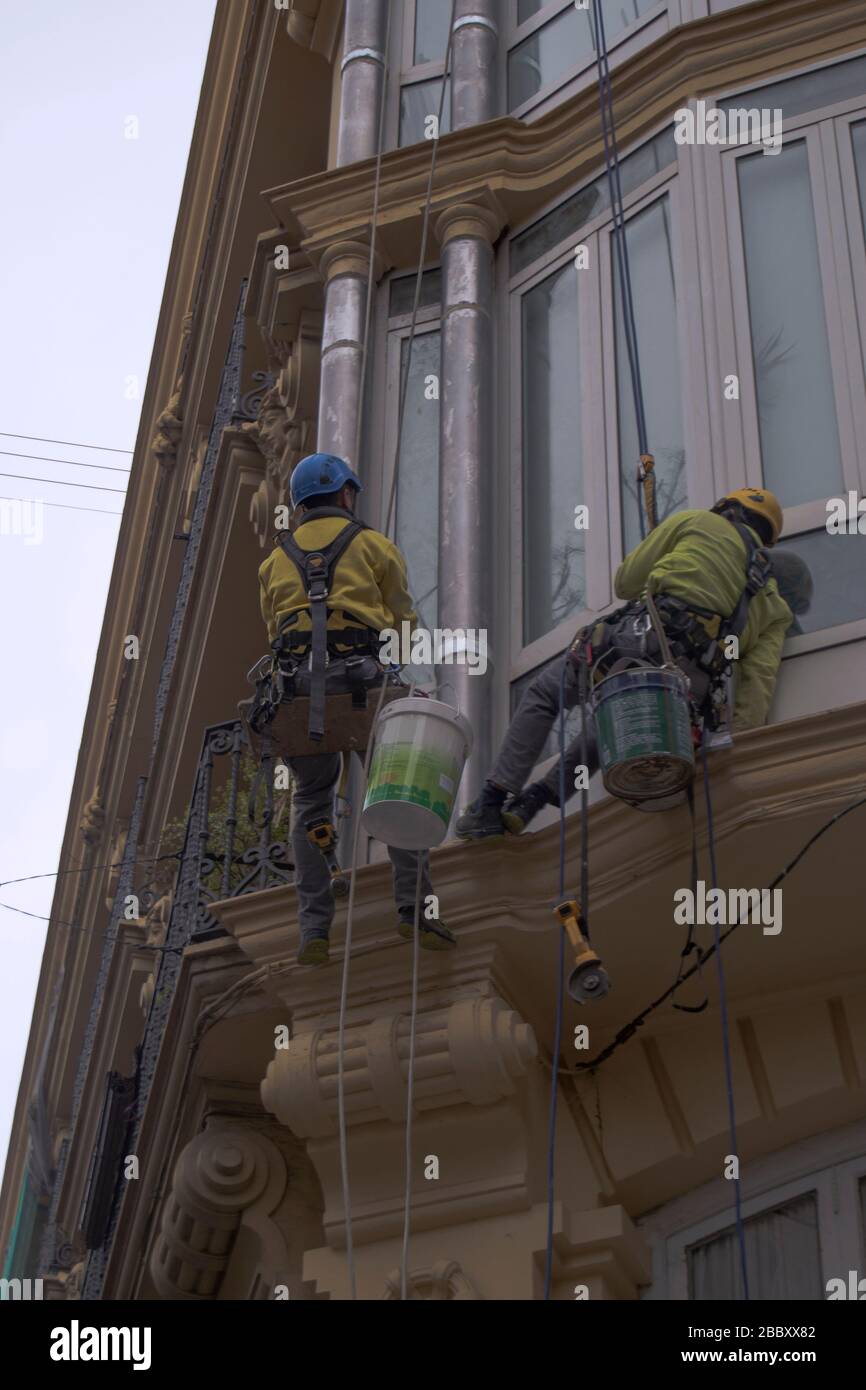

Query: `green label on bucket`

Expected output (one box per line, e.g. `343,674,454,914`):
596,686,693,769
364,741,462,828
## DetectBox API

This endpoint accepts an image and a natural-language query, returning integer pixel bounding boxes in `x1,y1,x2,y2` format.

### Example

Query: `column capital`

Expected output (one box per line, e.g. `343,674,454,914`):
315,237,388,284
433,190,507,249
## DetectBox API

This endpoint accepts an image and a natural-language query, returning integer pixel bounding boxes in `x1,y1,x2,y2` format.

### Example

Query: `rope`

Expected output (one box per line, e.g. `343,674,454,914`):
591,0,654,538
334,0,457,1298
543,656,570,1300
400,858,424,1300
700,733,750,1299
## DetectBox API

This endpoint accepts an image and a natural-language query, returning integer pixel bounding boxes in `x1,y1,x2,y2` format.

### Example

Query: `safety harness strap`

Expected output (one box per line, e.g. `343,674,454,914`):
277,516,369,742
719,517,771,643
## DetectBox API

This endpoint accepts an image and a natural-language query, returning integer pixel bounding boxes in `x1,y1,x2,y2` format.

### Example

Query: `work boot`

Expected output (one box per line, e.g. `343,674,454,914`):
501,781,553,835
397,913,457,951
454,782,509,840
297,936,330,967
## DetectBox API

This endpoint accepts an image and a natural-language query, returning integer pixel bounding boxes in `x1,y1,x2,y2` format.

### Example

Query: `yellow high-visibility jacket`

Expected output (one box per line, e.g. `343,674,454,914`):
614,508,793,731
258,512,417,645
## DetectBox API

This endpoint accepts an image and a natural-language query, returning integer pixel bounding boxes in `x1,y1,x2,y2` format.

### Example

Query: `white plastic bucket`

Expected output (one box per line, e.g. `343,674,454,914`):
361,697,473,850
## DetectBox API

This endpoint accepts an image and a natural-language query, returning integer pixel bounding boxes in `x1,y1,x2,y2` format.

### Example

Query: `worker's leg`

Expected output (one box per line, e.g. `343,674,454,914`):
456,654,582,839
287,750,341,960
388,846,433,919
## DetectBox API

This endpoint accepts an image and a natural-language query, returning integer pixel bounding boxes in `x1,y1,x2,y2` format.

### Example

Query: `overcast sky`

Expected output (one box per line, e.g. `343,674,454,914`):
0,0,217,1184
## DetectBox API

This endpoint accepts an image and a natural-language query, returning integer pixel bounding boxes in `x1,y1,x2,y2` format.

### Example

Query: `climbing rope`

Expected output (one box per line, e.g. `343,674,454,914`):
400,858,424,1300
335,0,458,1302
591,0,655,538
700,732,750,1299
543,657,570,1300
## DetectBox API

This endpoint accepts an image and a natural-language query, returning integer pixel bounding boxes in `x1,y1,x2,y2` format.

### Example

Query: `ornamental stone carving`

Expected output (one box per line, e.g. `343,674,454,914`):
149,1124,288,1300
80,787,105,848
261,996,537,1139
381,1259,481,1300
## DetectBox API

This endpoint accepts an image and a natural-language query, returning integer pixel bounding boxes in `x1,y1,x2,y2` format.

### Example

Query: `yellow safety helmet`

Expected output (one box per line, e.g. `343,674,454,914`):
715,487,784,544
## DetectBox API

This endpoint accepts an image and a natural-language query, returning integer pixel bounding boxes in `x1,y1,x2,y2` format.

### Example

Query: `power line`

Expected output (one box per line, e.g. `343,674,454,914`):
0,471,126,494
0,450,130,474
0,432,133,454
0,495,122,518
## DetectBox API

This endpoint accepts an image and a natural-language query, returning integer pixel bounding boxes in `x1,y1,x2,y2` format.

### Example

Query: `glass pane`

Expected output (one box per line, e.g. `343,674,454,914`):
508,0,656,110
737,143,843,507
518,0,546,23
774,529,866,635
718,55,866,126
414,0,451,65
853,121,866,232
397,333,441,678
522,262,585,643
399,78,452,146
615,196,686,555
688,1193,822,1300
389,268,442,318
512,127,676,277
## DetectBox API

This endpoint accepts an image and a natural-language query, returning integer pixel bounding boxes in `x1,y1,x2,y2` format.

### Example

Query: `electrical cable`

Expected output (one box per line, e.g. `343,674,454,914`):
0,495,122,517
0,471,126,494
0,431,132,454
575,790,866,1072
0,450,131,474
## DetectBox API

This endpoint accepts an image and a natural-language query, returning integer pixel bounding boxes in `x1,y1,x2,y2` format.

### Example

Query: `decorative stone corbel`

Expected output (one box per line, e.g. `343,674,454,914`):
149,1123,292,1300
381,1259,481,1301
150,386,184,472
261,996,536,1139
80,787,105,848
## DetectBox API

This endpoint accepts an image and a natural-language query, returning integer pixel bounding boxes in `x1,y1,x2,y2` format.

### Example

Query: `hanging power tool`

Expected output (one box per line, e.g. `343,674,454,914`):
306,816,349,899
555,900,611,1005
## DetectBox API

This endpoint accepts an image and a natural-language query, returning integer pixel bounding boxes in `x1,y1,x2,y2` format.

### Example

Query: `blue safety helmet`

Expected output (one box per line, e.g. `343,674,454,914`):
289,453,362,508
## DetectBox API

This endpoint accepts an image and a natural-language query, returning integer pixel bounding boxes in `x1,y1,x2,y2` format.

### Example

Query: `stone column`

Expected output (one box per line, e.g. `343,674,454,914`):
434,200,503,800
336,0,388,168
452,1,499,129
316,241,384,469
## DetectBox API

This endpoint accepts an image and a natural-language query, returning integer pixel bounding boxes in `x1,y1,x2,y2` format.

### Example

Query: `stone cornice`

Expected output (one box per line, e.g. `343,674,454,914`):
264,0,864,268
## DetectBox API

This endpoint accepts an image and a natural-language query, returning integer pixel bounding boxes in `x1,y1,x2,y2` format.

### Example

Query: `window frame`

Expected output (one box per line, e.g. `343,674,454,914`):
394,0,452,148
699,54,866,653
640,1125,866,1300
505,0,671,123
507,140,683,679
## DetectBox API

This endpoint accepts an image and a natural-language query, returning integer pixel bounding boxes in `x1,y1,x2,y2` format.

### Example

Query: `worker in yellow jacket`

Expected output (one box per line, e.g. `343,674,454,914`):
258,452,455,964
457,488,793,840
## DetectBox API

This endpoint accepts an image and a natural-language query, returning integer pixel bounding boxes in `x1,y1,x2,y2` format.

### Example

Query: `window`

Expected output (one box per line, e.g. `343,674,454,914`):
521,261,585,644
643,1134,866,1300
710,56,866,649
736,143,843,508
510,127,680,668
507,0,663,116
688,1193,823,1300
614,195,686,555
398,0,452,147
384,275,442,685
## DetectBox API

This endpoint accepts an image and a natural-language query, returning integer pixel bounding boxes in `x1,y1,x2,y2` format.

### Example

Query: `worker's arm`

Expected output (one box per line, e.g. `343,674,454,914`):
614,513,684,599
378,539,418,629
259,566,277,645
732,606,791,730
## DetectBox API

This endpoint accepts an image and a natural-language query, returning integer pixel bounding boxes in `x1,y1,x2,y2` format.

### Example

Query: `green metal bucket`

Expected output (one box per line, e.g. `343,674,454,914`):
592,666,694,805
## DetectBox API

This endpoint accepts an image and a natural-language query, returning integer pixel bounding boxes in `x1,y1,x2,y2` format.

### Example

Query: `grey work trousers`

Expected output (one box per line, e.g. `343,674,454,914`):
490,654,599,805
288,749,433,943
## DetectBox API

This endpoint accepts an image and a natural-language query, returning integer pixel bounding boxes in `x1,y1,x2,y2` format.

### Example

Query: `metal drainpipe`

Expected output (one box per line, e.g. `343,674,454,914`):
452,1,499,128
435,204,502,804
434,6,500,805
317,0,387,466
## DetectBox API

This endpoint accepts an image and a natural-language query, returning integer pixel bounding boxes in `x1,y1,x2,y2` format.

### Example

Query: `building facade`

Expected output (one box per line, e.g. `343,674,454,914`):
2,0,866,1301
